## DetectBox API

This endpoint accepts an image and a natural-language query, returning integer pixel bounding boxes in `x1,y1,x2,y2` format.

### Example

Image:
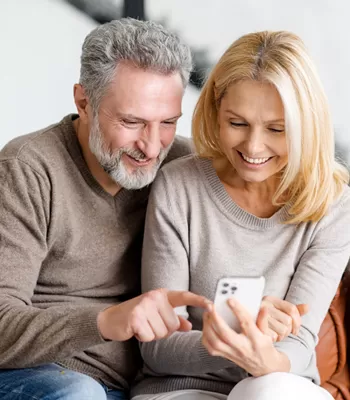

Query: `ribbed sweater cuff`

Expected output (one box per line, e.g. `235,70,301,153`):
68,304,109,349
131,376,235,397
196,341,236,370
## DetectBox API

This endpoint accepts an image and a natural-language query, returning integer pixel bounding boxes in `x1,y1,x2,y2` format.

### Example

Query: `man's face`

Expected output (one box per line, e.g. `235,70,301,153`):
89,63,184,190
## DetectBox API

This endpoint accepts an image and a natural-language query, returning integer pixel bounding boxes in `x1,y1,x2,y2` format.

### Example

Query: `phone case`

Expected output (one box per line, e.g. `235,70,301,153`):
213,276,265,332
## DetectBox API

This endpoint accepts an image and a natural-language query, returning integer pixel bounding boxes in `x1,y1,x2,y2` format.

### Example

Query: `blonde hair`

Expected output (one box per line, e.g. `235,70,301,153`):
192,31,349,224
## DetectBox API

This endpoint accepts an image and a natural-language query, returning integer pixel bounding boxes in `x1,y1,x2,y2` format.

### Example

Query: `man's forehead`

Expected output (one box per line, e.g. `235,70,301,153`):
100,92,183,123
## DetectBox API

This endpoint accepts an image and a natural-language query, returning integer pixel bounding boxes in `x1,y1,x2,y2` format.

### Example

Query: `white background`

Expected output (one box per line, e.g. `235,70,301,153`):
1,0,349,159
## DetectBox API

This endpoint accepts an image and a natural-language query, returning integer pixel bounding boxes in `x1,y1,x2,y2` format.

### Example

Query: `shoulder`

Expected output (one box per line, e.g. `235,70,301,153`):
150,155,205,215
159,154,201,182
0,116,70,178
323,185,350,223
312,185,350,243
162,135,193,166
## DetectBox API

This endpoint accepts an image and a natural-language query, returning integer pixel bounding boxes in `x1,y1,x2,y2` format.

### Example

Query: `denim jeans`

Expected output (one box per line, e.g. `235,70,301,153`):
0,363,127,399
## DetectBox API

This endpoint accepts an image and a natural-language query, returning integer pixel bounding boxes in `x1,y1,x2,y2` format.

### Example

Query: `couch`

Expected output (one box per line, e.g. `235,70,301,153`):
317,275,350,399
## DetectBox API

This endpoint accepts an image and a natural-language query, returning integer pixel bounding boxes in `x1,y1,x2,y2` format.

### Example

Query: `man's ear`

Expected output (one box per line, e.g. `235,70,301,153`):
73,84,89,124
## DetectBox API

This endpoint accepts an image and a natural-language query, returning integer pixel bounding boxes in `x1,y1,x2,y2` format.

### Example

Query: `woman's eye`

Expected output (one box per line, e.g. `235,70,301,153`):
269,127,285,133
230,122,247,127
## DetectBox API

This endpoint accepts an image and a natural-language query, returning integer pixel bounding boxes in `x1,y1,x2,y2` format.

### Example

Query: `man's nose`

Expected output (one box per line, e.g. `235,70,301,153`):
137,125,161,159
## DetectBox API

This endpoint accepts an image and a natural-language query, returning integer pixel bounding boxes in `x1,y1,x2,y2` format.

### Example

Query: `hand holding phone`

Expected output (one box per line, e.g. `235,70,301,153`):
213,276,265,333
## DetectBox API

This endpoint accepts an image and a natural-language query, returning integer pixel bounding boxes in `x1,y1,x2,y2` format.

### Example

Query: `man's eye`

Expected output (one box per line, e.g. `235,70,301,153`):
163,121,176,125
122,120,143,128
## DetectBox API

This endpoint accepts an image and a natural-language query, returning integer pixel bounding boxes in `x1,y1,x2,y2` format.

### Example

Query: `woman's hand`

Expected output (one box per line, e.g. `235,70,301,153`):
202,299,291,377
257,296,309,342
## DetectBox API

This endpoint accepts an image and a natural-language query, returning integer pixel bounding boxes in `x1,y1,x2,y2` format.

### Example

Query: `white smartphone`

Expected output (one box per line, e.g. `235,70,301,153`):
213,276,265,333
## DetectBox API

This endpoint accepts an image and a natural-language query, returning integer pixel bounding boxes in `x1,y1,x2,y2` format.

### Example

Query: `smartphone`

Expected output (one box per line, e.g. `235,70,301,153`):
213,276,265,332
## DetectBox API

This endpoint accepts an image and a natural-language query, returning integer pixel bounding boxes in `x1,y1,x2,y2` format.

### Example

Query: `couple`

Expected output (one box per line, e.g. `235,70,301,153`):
0,18,348,400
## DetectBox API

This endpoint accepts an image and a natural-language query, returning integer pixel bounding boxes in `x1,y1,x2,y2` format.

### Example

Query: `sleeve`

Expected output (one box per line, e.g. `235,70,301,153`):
274,190,350,376
140,170,234,375
0,159,107,368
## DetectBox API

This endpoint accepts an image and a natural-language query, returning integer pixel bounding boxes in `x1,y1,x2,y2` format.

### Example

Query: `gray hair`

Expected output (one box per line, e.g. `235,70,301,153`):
79,18,193,111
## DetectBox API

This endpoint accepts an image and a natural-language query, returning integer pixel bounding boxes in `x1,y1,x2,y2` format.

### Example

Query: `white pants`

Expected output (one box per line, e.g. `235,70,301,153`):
132,373,333,400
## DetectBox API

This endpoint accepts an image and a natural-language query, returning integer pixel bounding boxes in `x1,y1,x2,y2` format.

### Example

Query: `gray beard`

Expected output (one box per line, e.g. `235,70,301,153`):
89,117,173,190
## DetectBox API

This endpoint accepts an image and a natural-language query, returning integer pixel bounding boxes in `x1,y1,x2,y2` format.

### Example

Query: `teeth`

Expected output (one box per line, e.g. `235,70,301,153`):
241,153,270,164
131,157,148,163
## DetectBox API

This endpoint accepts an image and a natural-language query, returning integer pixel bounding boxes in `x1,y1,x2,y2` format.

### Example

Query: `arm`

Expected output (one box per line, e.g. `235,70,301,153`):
140,170,234,375
274,190,350,375
0,159,106,368
201,189,350,378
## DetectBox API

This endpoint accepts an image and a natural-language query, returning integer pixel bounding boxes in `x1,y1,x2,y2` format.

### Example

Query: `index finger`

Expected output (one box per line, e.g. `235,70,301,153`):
167,290,212,310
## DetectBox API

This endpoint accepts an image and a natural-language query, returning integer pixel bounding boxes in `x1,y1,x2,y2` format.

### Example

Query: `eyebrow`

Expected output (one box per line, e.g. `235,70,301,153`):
118,112,183,123
224,109,284,124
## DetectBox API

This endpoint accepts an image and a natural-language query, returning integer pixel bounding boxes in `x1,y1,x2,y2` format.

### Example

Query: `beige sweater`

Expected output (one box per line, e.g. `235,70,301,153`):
0,114,191,391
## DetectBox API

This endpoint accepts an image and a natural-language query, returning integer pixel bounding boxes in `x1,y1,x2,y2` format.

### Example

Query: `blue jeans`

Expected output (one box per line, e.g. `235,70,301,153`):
0,364,127,399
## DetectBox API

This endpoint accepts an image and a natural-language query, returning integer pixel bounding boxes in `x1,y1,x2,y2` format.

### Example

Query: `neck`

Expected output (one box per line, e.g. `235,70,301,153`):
213,157,283,218
73,118,121,196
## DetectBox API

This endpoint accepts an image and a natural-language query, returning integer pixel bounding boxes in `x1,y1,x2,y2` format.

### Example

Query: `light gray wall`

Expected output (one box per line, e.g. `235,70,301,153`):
0,0,96,147
0,0,198,148
149,0,350,158
1,0,349,160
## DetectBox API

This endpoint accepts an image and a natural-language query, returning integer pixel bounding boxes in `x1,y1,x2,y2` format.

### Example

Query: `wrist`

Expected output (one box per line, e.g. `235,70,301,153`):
97,308,109,340
97,305,119,341
264,348,291,375
251,347,291,377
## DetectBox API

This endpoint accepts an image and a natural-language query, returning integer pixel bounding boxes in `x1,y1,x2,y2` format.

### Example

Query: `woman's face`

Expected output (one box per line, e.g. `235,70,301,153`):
217,80,288,184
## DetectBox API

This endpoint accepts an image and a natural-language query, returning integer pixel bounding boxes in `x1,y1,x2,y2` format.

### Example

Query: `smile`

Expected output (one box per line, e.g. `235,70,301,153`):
238,151,272,165
125,154,153,166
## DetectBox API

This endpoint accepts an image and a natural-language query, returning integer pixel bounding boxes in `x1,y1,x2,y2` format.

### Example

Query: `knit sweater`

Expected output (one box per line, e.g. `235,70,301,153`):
0,114,192,391
131,155,350,396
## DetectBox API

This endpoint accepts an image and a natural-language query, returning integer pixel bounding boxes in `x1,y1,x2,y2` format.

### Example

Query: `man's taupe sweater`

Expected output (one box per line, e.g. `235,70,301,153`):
0,114,191,390
131,155,350,397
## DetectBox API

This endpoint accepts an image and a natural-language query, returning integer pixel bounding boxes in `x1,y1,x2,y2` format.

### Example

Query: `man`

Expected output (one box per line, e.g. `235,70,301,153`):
0,18,209,399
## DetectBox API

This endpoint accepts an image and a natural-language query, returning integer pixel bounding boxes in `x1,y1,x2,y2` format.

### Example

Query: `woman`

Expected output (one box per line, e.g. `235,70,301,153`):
131,31,350,399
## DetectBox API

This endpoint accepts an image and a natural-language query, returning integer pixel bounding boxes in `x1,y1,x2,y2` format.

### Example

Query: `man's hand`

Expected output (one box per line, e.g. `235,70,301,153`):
97,289,211,342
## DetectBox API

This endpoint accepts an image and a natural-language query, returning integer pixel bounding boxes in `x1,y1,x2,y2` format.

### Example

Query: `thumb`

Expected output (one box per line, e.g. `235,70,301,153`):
296,304,309,316
256,306,269,334
178,316,192,332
